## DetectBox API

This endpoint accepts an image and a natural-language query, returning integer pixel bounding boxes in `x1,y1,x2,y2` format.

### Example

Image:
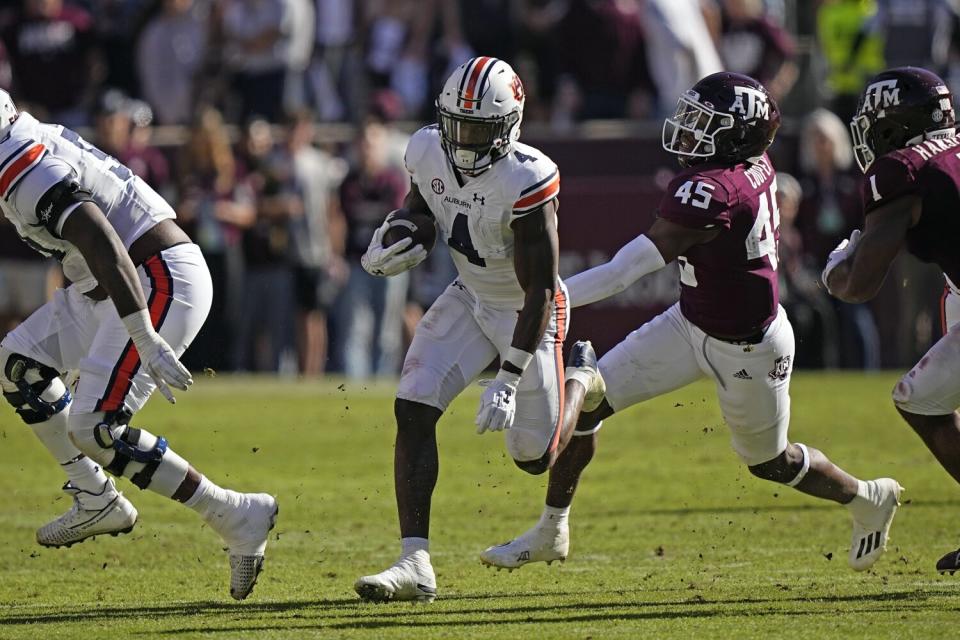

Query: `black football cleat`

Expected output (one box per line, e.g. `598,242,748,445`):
565,340,606,412
936,548,960,575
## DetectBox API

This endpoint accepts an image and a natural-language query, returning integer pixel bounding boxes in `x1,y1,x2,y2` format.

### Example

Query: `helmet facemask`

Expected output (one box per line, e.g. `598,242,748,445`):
437,104,520,175
849,113,877,172
662,92,734,165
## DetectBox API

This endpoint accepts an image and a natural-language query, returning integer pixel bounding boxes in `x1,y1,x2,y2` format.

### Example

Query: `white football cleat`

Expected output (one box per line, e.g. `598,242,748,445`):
37,478,137,548
566,341,606,413
355,550,437,602
208,493,279,600
480,522,569,570
849,478,903,571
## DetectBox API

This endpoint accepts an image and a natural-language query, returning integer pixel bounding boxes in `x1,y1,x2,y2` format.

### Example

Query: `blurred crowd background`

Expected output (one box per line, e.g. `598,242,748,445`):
0,0,955,377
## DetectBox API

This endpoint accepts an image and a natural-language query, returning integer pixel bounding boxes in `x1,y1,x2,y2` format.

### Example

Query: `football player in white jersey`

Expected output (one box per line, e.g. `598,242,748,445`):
0,90,276,600
354,57,605,602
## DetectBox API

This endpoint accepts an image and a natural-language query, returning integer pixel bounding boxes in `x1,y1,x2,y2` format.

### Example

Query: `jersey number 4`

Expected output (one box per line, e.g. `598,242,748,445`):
59,128,133,183
745,179,780,269
448,213,486,267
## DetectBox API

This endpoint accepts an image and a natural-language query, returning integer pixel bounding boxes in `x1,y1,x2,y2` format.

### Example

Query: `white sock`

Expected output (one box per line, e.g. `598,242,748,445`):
184,475,240,525
29,411,108,494
539,505,570,529
63,455,110,495
846,479,878,522
401,537,429,556
565,368,593,390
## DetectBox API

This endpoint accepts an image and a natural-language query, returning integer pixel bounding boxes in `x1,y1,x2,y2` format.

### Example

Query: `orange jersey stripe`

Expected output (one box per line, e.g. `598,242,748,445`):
0,143,44,196
545,288,568,456
99,256,174,412
514,175,560,211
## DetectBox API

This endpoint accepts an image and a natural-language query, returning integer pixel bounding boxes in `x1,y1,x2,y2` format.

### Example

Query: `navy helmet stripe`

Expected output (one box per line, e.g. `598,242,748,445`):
475,57,500,103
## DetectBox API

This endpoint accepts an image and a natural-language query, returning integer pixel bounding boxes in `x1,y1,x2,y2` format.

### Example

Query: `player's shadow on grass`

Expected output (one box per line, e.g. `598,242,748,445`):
7,589,954,634
604,498,960,518
0,598,357,626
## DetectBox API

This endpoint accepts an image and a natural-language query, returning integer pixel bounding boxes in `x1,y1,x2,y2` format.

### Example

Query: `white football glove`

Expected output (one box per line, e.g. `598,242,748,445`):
821,229,861,293
361,220,428,277
476,371,520,434
121,310,193,404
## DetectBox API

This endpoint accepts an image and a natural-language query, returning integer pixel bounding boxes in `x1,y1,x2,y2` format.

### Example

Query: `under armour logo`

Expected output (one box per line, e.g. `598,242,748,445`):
473,193,485,205
730,86,770,120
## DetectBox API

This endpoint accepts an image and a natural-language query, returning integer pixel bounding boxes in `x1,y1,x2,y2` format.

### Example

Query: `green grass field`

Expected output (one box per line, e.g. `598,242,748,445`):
1,373,959,639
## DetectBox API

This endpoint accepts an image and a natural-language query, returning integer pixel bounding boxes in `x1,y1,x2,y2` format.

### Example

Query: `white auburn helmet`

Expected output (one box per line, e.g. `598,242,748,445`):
0,89,17,139
436,56,525,175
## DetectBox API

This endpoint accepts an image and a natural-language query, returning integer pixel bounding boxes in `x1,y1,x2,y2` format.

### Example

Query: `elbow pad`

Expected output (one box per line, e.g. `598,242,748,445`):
39,178,95,238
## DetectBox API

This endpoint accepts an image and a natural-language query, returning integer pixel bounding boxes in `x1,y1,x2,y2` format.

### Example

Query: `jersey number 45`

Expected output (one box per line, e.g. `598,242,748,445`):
676,179,780,287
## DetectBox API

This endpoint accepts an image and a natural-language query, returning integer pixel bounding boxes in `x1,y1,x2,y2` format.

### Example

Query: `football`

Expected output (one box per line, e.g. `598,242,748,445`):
382,208,438,254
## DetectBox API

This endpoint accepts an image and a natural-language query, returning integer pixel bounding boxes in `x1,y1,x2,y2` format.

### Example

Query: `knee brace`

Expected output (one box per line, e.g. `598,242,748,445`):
1,349,70,425
69,408,189,496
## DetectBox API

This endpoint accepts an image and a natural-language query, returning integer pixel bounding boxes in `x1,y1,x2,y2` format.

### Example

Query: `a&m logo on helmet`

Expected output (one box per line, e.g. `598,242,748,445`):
730,86,770,121
861,79,901,115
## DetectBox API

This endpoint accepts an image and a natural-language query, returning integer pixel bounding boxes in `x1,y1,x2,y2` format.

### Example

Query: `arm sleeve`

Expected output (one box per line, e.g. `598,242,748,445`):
657,175,733,230
565,234,667,308
862,154,919,215
7,152,93,238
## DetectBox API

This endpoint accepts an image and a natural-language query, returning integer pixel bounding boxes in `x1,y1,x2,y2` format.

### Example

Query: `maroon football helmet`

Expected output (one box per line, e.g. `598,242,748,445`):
662,72,781,167
850,67,957,172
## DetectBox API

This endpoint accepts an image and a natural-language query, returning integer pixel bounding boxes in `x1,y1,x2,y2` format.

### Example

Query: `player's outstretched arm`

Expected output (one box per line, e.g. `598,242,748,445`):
361,180,431,277
823,194,919,304
565,218,718,308
476,200,559,434
61,203,192,402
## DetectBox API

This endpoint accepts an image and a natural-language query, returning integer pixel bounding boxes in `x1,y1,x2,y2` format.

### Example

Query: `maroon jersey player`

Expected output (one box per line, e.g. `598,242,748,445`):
480,72,902,574
823,66,960,573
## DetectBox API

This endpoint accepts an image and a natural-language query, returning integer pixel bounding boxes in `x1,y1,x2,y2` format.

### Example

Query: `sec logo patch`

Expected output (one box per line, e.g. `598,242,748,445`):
431,178,445,194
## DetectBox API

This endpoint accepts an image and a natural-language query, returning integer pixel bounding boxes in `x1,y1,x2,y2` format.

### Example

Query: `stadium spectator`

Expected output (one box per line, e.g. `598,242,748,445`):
933,1,960,94
553,0,654,124
334,118,407,378
0,38,12,90
865,0,940,69
775,172,840,368
719,0,798,101
94,90,171,197
285,112,349,376
795,108,880,369
90,0,151,97
220,0,294,122
232,118,300,372
515,0,566,123
283,0,315,114
136,0,210,126
816,0,884,122
0,218,56,334
307,0,358,121
1,0,102,126
364,0,470,119
643,0,724,118
458,0,521,64
176,107,255,371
